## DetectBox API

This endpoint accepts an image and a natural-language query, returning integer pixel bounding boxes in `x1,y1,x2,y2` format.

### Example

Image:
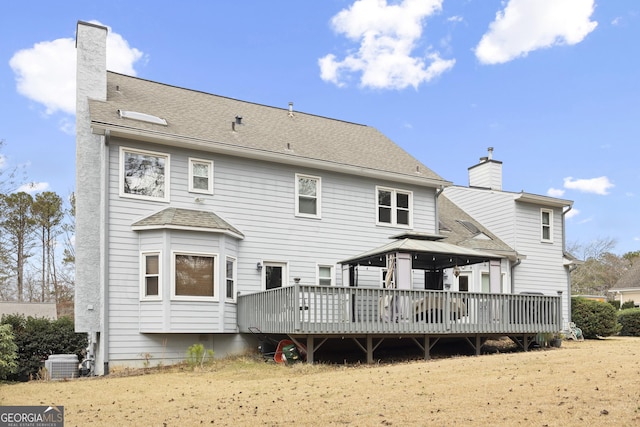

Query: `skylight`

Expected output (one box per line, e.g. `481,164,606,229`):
118,110,167,126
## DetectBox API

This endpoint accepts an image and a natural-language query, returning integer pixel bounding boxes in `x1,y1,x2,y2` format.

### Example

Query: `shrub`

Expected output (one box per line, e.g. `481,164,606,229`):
186,343,214,369
571,297,621,339
0,314,88,381
608,300,621,310
0,324,18,379
621,300,636,310
618,308,640,336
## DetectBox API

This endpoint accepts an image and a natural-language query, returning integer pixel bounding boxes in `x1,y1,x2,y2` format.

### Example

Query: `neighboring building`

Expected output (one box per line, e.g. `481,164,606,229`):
75,22,568,372
443,148,577,326
0,302,57,320
609,260,640,308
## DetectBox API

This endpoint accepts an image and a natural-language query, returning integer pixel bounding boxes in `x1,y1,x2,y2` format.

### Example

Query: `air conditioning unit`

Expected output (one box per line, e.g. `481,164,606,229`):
45,354,79,380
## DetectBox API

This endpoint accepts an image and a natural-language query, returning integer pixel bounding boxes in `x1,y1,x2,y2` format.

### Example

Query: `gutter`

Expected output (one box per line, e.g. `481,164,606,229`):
91,123,452,190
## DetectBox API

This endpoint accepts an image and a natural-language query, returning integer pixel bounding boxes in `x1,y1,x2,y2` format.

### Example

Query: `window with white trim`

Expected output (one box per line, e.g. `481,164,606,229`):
120,147,169,202
541,209,553,242
189,158,213,194
173,252,217,300
141,252,161,300
225,257,236,301
295,174,321,218
318,265,334,286
376,187,412,227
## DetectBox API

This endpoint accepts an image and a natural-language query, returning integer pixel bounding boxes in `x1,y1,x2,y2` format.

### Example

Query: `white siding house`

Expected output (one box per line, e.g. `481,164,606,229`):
444,149,576,327
75,23,570,371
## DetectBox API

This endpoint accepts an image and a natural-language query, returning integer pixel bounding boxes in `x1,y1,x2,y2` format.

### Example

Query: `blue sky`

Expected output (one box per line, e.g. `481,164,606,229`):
1,0,638,255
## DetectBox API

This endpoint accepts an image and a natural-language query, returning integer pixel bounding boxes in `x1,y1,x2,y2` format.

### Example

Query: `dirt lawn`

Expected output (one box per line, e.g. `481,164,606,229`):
1,337,639,426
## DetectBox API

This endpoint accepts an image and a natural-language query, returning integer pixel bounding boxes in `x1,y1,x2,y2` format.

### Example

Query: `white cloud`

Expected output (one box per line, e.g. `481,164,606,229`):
0,155,5,169
563,176,614,195
475,0,598,65
319,0,455,90
547,187,565,197
9,21,143,119
17,181,49,193
565,208,579,219
447,16,463,23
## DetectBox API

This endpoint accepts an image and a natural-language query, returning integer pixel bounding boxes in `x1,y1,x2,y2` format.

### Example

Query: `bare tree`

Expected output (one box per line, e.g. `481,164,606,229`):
569,237,631,297
32,192,64,303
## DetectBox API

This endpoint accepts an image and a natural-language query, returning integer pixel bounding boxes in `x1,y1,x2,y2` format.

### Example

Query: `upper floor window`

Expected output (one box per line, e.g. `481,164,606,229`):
189,158,213,194
318,265,334,286
295,174,321,218
141,252,161,300
173,252,217,300
376,187,412,227
120,147,169,202
225,257,236,301
541,209,553,242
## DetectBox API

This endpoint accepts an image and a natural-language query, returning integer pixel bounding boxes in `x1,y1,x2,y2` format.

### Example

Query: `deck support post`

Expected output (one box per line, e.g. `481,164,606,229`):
366,335,373,364
306,336,314,364
424,336,430,360
475,335,482,356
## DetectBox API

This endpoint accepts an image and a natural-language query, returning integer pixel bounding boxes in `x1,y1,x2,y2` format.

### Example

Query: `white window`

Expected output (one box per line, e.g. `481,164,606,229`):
541,209,553,242
189,158,213,194
376,187,412,227
318,265,334,286
295,174,321,218
263,261,288,290
172,252,217,300
141,252,161,300
120,147,169,202
225,257,236,301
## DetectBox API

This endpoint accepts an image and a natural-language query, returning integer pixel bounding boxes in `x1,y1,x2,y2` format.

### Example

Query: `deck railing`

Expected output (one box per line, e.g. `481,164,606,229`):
238,285,561,335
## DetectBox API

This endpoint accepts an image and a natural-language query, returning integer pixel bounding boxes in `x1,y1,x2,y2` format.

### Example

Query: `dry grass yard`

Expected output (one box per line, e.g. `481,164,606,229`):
1,337,639,426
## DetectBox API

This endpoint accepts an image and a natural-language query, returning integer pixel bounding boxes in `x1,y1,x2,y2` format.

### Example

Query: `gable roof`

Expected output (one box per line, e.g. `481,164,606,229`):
89,72,450,189
611,259,640,290
438,195,517,258
132,208,244,239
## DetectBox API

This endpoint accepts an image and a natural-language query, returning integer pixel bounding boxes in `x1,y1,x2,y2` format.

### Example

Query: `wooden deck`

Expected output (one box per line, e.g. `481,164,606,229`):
238,285,562,362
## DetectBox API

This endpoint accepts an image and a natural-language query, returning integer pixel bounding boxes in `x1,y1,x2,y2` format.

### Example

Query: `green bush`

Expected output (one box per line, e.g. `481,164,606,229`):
618,308,640,336
621,300,636,310
0,315,87,381
0,324,18,379
571,297,621,339
608,300,621,310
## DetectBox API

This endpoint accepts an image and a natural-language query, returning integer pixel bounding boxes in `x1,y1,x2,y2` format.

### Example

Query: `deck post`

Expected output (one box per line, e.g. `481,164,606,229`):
475,335,481,355
424,335,430,360
306,336,314,364
366,335,373,364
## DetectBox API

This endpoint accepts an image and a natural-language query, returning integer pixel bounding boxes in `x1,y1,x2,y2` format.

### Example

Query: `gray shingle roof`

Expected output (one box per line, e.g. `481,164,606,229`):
132,208,243,238
612,259,640,290
89,72,449,187
438,195,516,257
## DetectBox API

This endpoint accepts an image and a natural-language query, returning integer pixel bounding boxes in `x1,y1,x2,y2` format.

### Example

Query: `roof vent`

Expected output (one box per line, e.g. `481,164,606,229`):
288,102,294,118
235,116,242,124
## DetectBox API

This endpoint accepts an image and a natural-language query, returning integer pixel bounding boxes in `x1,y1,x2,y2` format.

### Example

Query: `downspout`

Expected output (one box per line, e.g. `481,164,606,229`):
562,205,573,327
102,129,110,374
510,255,522,293
434,186,445,235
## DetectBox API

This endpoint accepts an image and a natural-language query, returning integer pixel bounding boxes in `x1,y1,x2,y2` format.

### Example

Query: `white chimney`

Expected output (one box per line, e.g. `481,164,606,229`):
75,21,108,341
468,147,503,190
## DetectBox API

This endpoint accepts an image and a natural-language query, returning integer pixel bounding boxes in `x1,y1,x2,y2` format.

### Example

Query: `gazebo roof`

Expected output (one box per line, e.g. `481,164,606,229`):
339,238,503,270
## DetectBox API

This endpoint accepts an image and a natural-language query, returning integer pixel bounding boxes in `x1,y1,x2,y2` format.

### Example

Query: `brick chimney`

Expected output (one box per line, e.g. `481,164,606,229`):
468,147,503,190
